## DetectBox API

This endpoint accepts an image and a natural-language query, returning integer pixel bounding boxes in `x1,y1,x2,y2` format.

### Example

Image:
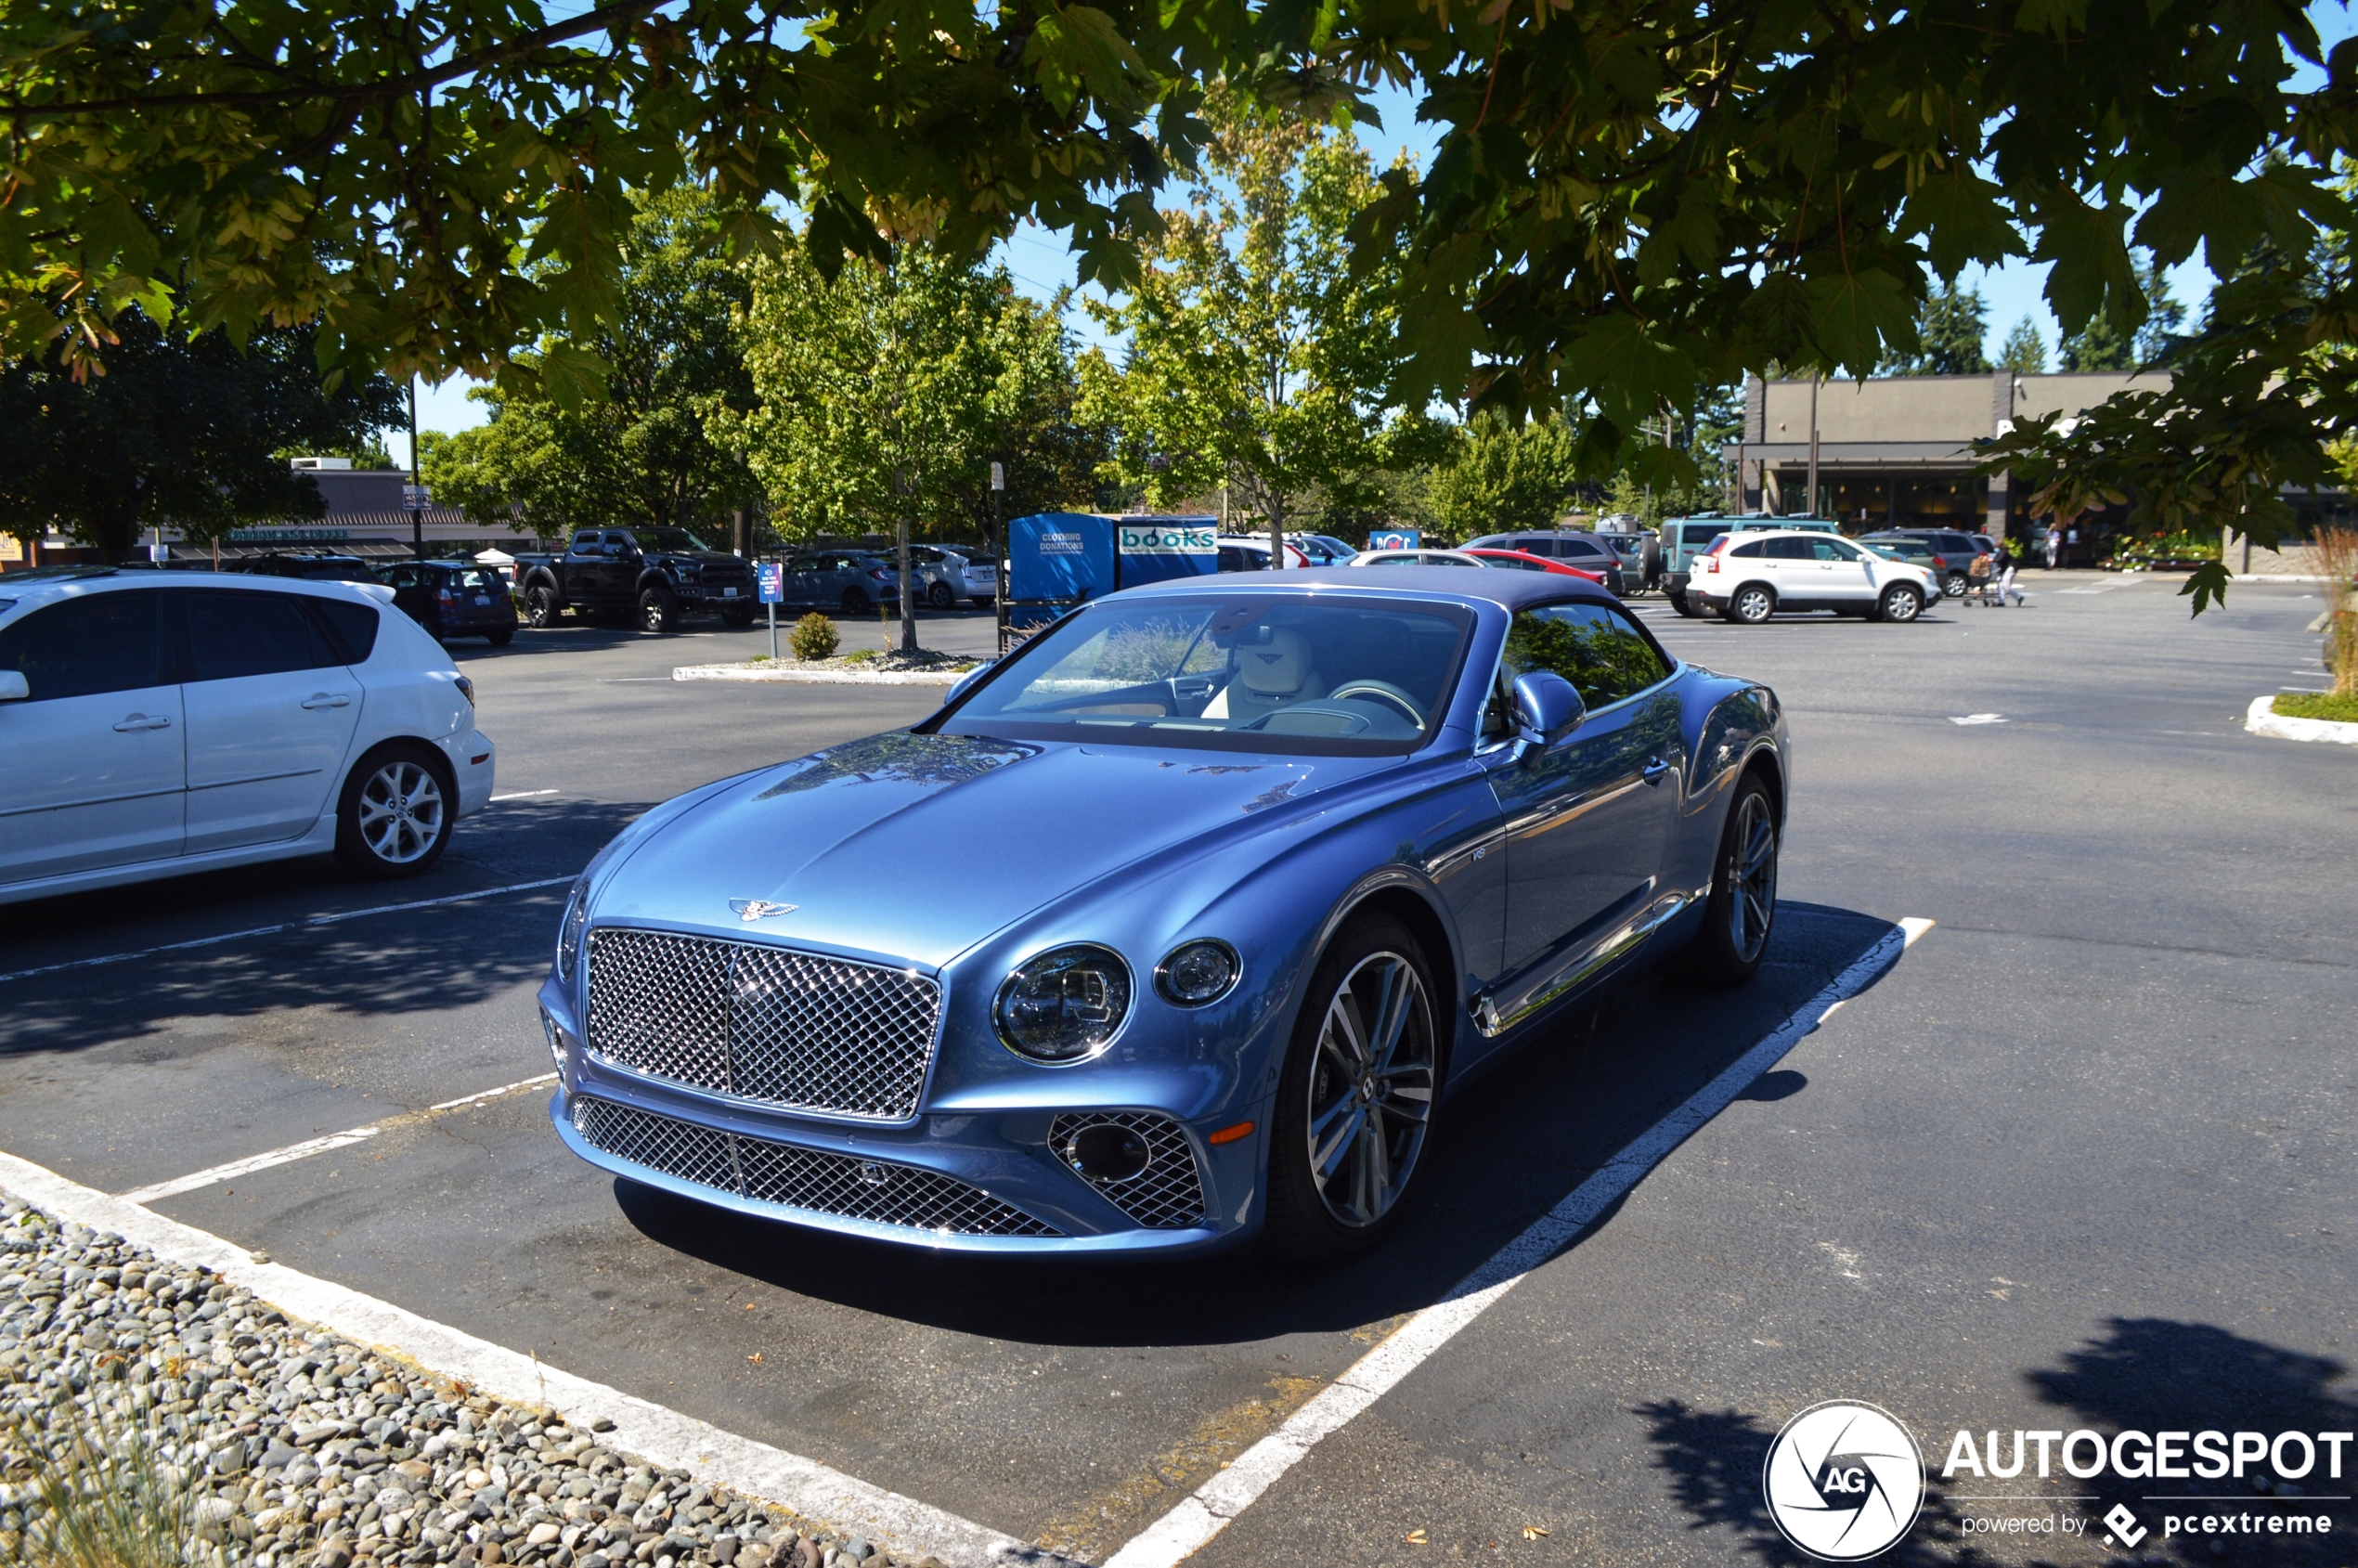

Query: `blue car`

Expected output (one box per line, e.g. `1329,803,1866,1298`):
540,568,1789,1259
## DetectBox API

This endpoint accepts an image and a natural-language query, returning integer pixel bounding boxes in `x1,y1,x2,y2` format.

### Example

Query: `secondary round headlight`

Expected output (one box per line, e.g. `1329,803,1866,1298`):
555,877,590,982
1155,940,1241,1006
995,944,1133,1063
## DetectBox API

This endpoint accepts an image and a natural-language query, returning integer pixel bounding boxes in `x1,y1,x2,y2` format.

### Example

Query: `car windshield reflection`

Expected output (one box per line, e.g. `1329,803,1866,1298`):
941,595,1475,756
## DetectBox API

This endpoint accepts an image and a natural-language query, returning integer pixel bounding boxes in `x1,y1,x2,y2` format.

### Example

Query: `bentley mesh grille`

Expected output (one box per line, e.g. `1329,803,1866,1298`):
1050,1112,1208,1229
585,927,939,1121
571,1095,1061,1238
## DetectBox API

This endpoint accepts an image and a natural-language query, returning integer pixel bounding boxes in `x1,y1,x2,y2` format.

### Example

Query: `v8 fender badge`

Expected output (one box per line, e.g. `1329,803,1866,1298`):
729,900,797,922
1763,1400,1926,1561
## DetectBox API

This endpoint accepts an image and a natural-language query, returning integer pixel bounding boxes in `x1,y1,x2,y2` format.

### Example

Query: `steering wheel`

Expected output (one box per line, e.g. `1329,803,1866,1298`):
1325,680,1426,730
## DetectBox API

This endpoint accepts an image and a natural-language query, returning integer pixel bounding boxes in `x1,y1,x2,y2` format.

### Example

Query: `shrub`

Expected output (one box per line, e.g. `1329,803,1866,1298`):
2273,691,2358,723
787,613,839,662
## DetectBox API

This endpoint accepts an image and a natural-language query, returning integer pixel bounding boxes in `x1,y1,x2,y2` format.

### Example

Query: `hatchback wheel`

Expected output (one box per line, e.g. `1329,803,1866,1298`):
841,588,873,615
926,581,954,610
1724,585,1775,625
1263,914,1441,1261
486,626,514,647
334,745,454,879
639,586,680,633
1877,583,1924,623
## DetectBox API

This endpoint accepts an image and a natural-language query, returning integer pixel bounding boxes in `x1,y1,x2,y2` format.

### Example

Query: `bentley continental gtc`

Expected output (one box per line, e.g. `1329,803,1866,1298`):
540,567,1788,1260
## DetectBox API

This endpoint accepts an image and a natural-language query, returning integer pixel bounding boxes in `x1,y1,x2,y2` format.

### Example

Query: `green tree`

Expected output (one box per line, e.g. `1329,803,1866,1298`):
1075,87,1411,554
420,185,758,544
1426,414,1579,541
733,244,1056,648
0,317,401,560
2135,257,2188,365
1894,283,1989,374
2058,313,2134,372
1998,317,2048,375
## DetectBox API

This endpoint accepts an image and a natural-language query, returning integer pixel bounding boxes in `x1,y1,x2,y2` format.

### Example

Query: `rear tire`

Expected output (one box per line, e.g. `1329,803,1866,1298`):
334,743,455,880
1263,914,1441,1263
486,626,514,646
639,586,680,633
721,605,757,628
1669,590,1704,618
1676,773,1779,986
1941,573,1968,598
1877,584,1924,623
926,581,955,610
525,585,560,628
1724,585,1775,625
841,588,873,615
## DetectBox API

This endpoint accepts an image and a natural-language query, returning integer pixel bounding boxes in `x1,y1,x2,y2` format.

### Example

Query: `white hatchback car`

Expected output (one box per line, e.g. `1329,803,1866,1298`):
0,567,496,906
1687,529,1939,624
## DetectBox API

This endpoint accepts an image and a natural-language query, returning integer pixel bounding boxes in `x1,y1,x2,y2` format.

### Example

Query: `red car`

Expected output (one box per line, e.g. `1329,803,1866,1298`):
1462,547,1609,585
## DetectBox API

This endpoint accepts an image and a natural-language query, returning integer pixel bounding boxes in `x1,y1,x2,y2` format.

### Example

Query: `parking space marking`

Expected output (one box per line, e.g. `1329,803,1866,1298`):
0,875,577,986
490,788,562,801
116,1073,560,1205
1105,917,1934,1568
0,1150,1066,1568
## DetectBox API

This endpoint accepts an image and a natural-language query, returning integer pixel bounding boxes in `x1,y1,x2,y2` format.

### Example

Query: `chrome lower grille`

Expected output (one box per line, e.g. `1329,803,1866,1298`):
1050,1112,1208,1229
585,927,939,1121
571,1095,1060,1238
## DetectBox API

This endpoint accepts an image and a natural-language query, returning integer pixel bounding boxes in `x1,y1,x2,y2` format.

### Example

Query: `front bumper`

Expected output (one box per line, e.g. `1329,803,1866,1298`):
538,979,1262,1255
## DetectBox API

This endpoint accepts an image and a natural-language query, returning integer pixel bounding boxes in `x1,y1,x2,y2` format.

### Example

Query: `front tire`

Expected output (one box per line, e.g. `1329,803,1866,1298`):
333,744,455,880
1678,773,1779,985
1263,914,1441,1262
720,605,757,628
639,586,680,633
1877,583,1924,623
1724,585,1775,625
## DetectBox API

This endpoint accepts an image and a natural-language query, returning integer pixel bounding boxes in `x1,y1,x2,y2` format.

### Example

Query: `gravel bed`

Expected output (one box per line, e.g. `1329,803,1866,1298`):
0,1197,945,1568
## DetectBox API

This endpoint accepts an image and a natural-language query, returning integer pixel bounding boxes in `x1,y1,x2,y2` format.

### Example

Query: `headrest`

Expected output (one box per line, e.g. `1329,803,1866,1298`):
1236,628,1313,694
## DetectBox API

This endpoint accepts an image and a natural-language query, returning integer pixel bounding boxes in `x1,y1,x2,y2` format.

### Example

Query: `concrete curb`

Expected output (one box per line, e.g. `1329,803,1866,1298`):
2245,693,2358,745
673,664,974,686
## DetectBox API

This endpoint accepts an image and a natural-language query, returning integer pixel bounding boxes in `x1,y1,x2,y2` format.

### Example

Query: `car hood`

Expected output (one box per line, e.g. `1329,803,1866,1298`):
591,732,1394,968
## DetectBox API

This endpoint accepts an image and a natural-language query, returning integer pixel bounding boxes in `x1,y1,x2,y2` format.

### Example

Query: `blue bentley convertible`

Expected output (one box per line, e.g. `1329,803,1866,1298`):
540,567,1788,1259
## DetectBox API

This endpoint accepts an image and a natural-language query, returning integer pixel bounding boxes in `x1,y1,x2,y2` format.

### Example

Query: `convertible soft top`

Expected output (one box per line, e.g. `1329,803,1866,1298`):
1119,563,1624,615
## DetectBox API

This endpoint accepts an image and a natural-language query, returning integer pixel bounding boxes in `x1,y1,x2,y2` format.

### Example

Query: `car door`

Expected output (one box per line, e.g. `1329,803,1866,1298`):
180,588,365,853
1810,536,1877,603
0,589,186,884
1483,602,1683,1028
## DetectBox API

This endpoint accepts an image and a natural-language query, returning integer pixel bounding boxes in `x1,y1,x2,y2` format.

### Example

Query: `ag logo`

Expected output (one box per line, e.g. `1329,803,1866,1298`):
1762,1400,1925,1561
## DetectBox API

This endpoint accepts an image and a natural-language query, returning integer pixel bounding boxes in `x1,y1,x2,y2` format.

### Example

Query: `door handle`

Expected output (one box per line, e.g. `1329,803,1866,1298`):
1641,758,1672,785
302,693,353,709
113,714,171,732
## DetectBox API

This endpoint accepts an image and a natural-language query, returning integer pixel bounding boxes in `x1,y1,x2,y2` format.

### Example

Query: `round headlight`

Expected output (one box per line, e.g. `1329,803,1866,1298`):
995,944,1133,1063
1155,940,1241,1006
555,878,590,982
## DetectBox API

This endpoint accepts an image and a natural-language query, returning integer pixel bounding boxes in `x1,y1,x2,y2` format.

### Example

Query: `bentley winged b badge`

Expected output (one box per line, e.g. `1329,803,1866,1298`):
729,900,797,922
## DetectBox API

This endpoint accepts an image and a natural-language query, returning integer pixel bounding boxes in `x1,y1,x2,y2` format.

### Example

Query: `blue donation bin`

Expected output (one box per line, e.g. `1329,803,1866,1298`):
1367,528,1421,551
1003,513,1217,641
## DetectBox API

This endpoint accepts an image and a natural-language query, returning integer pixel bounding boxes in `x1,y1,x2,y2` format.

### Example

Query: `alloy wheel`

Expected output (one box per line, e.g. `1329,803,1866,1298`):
1304,950,1436,1229
1734,588,1773,623
1724,789,1778,965
356,761,446,865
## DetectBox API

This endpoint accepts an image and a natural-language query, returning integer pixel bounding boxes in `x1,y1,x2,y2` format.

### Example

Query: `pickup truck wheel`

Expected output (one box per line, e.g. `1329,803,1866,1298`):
639,586,680,633
841,588,873,615
525,586,560,628
926,581,955,610
720,605,757,628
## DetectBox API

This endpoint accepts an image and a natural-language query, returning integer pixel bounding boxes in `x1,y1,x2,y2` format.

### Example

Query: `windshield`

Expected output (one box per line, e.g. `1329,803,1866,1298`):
625,527,710,553
939,594,1475,756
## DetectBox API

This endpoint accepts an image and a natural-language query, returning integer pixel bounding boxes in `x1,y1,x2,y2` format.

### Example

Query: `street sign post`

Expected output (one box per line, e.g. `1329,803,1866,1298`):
758,561,785,660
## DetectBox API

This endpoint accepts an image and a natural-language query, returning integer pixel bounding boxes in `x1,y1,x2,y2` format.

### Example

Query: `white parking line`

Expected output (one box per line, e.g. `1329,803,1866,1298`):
1105,916,1935,1568
116,1074,559,1205
0,1151,1060,1568
0,875,577,986
490,788,562,801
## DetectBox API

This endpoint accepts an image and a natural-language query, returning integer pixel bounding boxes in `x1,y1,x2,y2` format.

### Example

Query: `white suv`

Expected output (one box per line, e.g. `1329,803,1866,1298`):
0,567,496,905
1688,529,1938,625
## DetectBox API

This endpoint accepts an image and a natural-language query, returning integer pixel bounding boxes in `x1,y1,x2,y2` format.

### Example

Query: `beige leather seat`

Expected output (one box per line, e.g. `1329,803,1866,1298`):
1203,628,1324,723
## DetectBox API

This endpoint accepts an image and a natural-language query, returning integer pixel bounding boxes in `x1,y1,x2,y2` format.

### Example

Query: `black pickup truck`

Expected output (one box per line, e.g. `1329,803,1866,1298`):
514,526,758,633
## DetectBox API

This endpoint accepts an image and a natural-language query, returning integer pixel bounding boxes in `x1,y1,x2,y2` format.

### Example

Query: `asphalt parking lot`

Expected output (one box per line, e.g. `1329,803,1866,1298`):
2,578,2351,1567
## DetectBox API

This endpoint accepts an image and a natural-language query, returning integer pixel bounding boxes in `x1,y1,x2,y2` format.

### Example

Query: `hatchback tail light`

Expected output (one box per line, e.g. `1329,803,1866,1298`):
870,568,891,581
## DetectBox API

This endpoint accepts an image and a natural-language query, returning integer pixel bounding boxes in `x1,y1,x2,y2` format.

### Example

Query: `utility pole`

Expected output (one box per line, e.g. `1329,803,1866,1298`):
1805,376,1821,519
408,374,424,559
895,464,916,654
990,460,1007,656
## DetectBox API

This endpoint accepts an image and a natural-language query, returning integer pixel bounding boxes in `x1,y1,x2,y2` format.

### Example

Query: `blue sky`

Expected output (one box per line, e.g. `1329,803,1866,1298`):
395,9,2354,459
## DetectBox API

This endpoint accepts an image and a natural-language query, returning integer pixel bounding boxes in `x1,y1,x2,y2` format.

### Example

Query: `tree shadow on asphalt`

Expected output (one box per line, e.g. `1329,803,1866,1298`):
615,900,1909,1346
0,797,641,1058
1632,1318,2356,1566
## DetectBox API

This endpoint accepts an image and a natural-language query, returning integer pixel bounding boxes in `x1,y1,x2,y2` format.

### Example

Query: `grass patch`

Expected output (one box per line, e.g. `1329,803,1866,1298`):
843,647,880,665
2273,691,2358,723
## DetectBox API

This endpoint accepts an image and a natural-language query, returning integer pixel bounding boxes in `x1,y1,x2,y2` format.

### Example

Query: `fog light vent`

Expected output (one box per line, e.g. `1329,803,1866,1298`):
1049,1112,1206,1229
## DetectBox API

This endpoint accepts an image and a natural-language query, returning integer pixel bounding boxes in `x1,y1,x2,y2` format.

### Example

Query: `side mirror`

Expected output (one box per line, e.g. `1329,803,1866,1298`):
1511,671,1585,758
0,669,26,702
943,660,993,705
